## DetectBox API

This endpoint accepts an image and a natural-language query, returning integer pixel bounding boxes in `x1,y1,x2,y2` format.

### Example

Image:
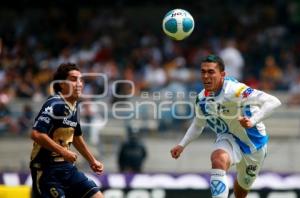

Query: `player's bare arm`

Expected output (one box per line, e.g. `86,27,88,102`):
73,135,104,174
30,129,78,163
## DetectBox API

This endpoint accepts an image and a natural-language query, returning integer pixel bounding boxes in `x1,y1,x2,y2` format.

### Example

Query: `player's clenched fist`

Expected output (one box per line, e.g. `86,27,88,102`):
90,160,104,175
61,149,78,163
238,116,253,128
170,145,184,159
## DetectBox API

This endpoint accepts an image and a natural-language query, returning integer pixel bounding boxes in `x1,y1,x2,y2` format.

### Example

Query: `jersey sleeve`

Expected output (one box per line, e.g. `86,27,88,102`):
178,95,206,147
32,101,55,134
242,89,281,125
229,81,252,101
74,121,83,136
229,80,281,125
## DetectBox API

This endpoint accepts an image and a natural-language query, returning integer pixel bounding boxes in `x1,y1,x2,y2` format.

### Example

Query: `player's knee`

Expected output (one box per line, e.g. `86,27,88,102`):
211,158,228,170
91,191,104,198
211,150,230,170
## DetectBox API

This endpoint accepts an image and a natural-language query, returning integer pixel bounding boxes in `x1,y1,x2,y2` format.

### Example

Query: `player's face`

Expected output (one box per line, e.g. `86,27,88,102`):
200,62,225,92
61,70,83,100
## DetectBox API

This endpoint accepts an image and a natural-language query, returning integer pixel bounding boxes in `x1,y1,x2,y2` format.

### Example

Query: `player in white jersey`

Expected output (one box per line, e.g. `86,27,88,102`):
170,55,281,198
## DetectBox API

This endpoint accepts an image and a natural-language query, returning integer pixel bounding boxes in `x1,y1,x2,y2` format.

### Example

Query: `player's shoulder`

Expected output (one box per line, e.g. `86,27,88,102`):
223,77,251,97
42,95,64,107
40,94,65,116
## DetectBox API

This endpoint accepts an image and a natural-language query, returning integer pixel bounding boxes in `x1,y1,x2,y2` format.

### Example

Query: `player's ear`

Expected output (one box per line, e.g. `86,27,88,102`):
59,81,68,92
221,71,226,78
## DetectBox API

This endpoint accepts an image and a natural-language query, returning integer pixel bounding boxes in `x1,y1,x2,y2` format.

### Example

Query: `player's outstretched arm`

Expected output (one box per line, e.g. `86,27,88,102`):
170,118,204,159
73,135,104,174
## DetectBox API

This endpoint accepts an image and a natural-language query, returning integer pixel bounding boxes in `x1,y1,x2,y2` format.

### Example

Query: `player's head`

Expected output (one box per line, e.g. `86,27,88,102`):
53,63,83,100
200,54,225,92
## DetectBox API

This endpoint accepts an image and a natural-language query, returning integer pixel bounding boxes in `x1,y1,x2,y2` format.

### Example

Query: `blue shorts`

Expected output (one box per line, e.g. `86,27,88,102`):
31,163,99,198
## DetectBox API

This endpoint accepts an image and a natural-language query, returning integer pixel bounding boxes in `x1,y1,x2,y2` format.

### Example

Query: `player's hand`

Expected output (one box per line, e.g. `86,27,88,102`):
61,149,78,163
90,160,104,175
170,145,184,159
238,116,253,128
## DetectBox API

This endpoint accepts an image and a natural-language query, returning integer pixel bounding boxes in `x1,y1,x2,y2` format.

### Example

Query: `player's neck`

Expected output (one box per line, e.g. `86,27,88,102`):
59,93,77,109
65,97,77,105
215,79,224,94
207,82,223,96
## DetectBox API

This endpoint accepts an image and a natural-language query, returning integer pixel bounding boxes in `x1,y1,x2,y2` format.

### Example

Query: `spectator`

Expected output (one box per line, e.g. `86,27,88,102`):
141,58,167,92
260,55,283,90
287,73,300,106
0,99,18,135
219,39,245,81
80,100,105,146
17,104,34,135
118,131,147,173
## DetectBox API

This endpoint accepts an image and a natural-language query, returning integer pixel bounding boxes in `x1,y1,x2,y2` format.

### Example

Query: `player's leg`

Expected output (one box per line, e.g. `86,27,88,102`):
40,172,65,198
31,167,65,198
90,191,104,198
235,146,267,198
211,149,231,170
30,168,43,198
35,166,67,198
210,149,231,198
210,136,235,198
68,165,103,198
233,179,248,198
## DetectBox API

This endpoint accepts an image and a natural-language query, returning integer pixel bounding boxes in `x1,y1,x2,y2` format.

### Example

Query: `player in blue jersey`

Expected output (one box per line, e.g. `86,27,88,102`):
30,63,104,198
170,55,281,198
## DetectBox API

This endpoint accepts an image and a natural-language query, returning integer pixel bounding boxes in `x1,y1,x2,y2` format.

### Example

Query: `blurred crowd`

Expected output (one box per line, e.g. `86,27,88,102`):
1,1,300,135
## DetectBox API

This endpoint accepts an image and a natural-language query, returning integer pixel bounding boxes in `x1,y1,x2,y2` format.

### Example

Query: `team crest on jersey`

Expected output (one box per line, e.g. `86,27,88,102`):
246,165,257,177
42,106,53,116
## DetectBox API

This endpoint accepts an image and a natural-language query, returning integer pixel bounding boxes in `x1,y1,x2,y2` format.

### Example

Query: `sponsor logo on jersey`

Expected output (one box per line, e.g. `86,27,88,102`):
242,87,254,98
37,116,50,124
207,116,229,134
62,118,77,127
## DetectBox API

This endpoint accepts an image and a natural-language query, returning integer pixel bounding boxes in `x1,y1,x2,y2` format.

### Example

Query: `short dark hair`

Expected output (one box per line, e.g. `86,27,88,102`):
201,54,225,72
53,63,79,93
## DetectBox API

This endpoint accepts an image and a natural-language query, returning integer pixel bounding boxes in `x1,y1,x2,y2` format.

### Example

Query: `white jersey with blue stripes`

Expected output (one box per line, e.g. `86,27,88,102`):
194,77,269,154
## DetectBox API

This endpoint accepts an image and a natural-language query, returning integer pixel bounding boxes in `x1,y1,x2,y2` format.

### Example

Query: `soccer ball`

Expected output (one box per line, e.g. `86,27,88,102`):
162,9,194,41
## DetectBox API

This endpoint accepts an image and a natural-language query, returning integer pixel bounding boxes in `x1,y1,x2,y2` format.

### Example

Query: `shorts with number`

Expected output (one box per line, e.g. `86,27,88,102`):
31,163,99,198
212,133,267,190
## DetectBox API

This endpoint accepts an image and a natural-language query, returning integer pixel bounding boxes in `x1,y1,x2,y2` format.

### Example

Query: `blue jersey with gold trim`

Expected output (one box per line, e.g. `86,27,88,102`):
30,94,82,167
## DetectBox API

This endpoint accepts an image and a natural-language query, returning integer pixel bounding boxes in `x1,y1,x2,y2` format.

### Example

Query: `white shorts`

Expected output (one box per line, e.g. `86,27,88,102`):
212,134,267,190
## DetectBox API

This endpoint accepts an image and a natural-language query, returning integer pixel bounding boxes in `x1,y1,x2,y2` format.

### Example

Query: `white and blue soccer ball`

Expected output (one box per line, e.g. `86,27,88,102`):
162,9,194,41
